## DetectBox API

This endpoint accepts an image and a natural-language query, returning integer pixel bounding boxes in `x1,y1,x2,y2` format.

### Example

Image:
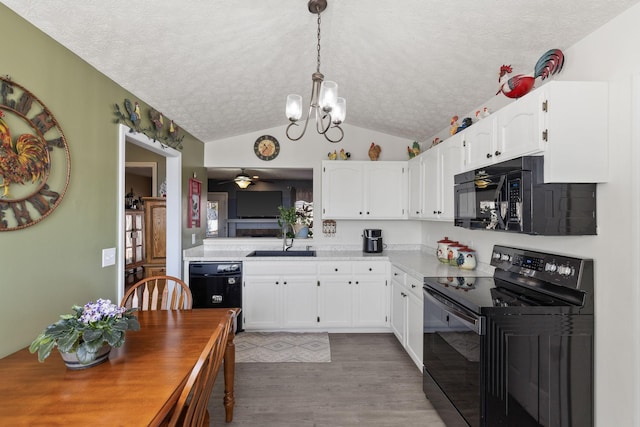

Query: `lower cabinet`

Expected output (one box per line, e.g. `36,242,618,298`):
317,260,389,329
243,260,389,331
390,264,424,371
243,276,281,329
282,277,319,328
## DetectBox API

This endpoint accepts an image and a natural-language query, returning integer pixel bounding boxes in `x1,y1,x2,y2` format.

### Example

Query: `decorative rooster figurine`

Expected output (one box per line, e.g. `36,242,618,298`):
497,49,565,99
0,112,49,197
368,142,381,161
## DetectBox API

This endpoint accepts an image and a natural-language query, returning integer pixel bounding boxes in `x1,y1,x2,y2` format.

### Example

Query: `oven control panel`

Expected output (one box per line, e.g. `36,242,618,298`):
491,245,590,289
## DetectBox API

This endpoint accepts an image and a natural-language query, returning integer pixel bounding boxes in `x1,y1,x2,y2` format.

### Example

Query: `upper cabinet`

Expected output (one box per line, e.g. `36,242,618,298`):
461,81,609,183
408,135,464,221
322,161,407,220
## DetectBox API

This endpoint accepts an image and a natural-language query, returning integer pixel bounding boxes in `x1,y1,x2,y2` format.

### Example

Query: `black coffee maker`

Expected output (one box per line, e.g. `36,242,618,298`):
363,229,383,253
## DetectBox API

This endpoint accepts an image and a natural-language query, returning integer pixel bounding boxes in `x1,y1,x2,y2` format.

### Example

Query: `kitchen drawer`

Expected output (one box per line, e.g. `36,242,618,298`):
391,265,407,285
244,261,317,276
406,274,424,299
353,261,388,275
317,261,353,275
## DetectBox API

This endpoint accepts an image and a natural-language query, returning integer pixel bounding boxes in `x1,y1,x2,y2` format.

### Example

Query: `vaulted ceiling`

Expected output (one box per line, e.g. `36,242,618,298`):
3,0,639,143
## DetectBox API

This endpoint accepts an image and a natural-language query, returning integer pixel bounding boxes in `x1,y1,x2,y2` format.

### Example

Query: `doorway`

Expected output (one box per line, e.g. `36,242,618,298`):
117,124,182,302
207,192,228,237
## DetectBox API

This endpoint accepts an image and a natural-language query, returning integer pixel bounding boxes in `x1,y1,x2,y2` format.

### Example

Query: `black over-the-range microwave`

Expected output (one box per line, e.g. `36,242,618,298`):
454,156,597,235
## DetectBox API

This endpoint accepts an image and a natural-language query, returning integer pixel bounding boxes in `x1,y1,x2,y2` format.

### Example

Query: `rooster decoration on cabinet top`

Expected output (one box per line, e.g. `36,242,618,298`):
368,142,381,161
497,49,565,99
0,112,49,197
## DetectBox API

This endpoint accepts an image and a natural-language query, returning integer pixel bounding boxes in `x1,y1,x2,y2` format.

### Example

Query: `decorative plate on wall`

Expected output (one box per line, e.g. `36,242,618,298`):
0,75,70,231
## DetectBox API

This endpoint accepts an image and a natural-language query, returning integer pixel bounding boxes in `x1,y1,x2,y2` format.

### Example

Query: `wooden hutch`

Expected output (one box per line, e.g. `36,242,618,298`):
124,197,166,287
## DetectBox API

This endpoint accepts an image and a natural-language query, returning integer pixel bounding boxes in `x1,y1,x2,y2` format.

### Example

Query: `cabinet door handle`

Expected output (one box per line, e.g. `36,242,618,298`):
275,281,279,285
401,292,407,297
283,281,287,285
369,268,373,271
486,153,493,158
494,150,501,156
411,284,416,288
334,268,339,272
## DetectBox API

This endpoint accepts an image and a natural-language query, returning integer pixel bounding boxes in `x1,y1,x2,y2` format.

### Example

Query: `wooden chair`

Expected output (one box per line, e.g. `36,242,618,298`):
167,310,236,427
121,275,192,310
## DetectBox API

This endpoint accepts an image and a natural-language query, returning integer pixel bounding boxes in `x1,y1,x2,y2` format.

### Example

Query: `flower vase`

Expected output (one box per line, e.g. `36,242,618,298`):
293,224,309,238
59,344,111,370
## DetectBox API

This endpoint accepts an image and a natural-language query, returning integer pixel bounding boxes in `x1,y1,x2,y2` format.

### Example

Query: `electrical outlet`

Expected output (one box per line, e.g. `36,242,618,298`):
101,247,116,268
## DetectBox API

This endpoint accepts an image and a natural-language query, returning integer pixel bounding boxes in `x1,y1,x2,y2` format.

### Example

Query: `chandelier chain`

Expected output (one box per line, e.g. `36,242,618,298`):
316,7,321,73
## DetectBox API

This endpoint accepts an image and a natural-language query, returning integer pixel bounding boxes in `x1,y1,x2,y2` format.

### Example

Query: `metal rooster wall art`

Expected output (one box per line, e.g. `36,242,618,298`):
497,49,565,99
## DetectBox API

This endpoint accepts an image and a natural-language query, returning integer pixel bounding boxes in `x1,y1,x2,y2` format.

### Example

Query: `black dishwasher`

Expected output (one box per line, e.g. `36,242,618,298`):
189,262,243,332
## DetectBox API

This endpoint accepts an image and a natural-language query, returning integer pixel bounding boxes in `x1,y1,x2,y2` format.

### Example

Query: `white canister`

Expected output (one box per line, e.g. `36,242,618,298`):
447,243,465,267
436,237,455,263
457,248,477,270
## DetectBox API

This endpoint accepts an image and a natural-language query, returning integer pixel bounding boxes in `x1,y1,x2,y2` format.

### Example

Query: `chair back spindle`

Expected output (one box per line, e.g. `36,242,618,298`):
121,275,192,310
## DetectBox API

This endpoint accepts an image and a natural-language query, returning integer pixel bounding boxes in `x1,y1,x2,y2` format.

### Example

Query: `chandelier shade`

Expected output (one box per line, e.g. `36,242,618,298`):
285,0,345,143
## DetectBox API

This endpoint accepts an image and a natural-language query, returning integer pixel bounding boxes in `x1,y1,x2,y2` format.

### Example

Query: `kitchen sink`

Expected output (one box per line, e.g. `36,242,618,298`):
246,250,316,257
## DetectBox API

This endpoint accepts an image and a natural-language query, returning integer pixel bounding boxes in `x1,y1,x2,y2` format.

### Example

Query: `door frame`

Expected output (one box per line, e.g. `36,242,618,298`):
117,124,182,302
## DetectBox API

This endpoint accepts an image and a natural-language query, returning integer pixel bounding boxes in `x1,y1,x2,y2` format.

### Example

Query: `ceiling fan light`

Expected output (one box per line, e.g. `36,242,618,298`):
286,94,303,121
235,178,251,189
319,80,337,112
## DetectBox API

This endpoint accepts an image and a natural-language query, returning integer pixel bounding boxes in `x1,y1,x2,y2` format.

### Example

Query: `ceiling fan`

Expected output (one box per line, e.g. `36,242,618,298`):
217,169,264,189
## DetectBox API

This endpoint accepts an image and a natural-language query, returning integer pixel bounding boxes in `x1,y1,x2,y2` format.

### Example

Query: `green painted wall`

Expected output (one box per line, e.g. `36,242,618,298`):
0,5,206,358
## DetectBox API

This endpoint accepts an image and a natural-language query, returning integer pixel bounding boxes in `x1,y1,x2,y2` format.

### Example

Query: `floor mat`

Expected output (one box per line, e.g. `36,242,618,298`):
234,332,331,363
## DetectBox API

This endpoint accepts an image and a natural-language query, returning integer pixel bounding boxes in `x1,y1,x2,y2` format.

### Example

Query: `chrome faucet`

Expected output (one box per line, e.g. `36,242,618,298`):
282,226,293,251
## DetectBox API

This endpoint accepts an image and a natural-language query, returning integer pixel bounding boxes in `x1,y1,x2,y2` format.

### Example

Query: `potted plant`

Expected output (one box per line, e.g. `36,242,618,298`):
29,298,140,368
294,202,313,238
277,205,297,238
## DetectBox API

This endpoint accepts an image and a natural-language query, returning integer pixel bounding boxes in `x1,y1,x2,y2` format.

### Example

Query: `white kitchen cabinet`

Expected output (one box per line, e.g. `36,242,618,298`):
243,275,281,329
390,264,423,371
352,262,389,328
409,136,464,221
243,261,317,330
317,260,389,329
317,277,353,328
405,274,424,369
322,161,407,219
282,277,319,328
407,155,424,219
462,114,497,170
461,81,608,182
317,261,353,327
390,266,407,342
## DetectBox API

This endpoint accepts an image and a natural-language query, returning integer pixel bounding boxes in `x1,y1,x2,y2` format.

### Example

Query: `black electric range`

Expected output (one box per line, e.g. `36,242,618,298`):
422,245,594,427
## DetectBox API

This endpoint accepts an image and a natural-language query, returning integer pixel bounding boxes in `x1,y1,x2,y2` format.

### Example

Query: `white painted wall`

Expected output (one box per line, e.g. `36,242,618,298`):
205,123,423,247
422,4,640,426
204,5,640,424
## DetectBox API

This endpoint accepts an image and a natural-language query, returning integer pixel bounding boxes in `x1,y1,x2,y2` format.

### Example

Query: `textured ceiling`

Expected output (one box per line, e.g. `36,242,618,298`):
2,0,639,144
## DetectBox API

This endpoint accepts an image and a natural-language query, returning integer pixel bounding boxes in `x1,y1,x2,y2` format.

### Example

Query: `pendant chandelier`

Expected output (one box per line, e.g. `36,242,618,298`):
285,0,345,143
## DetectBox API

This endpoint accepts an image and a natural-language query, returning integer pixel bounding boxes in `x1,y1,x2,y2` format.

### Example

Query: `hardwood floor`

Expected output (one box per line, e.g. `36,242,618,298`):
210,333,446,426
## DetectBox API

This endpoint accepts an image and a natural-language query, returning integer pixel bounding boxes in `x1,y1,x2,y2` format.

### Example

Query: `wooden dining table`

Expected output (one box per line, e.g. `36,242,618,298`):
0,308,240,426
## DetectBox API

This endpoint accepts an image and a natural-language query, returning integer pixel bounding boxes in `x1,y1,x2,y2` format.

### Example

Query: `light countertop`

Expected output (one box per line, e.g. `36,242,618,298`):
183,244,493,280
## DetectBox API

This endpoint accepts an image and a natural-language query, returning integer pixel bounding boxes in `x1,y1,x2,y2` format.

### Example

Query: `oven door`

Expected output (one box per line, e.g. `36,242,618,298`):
423,287,484,427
